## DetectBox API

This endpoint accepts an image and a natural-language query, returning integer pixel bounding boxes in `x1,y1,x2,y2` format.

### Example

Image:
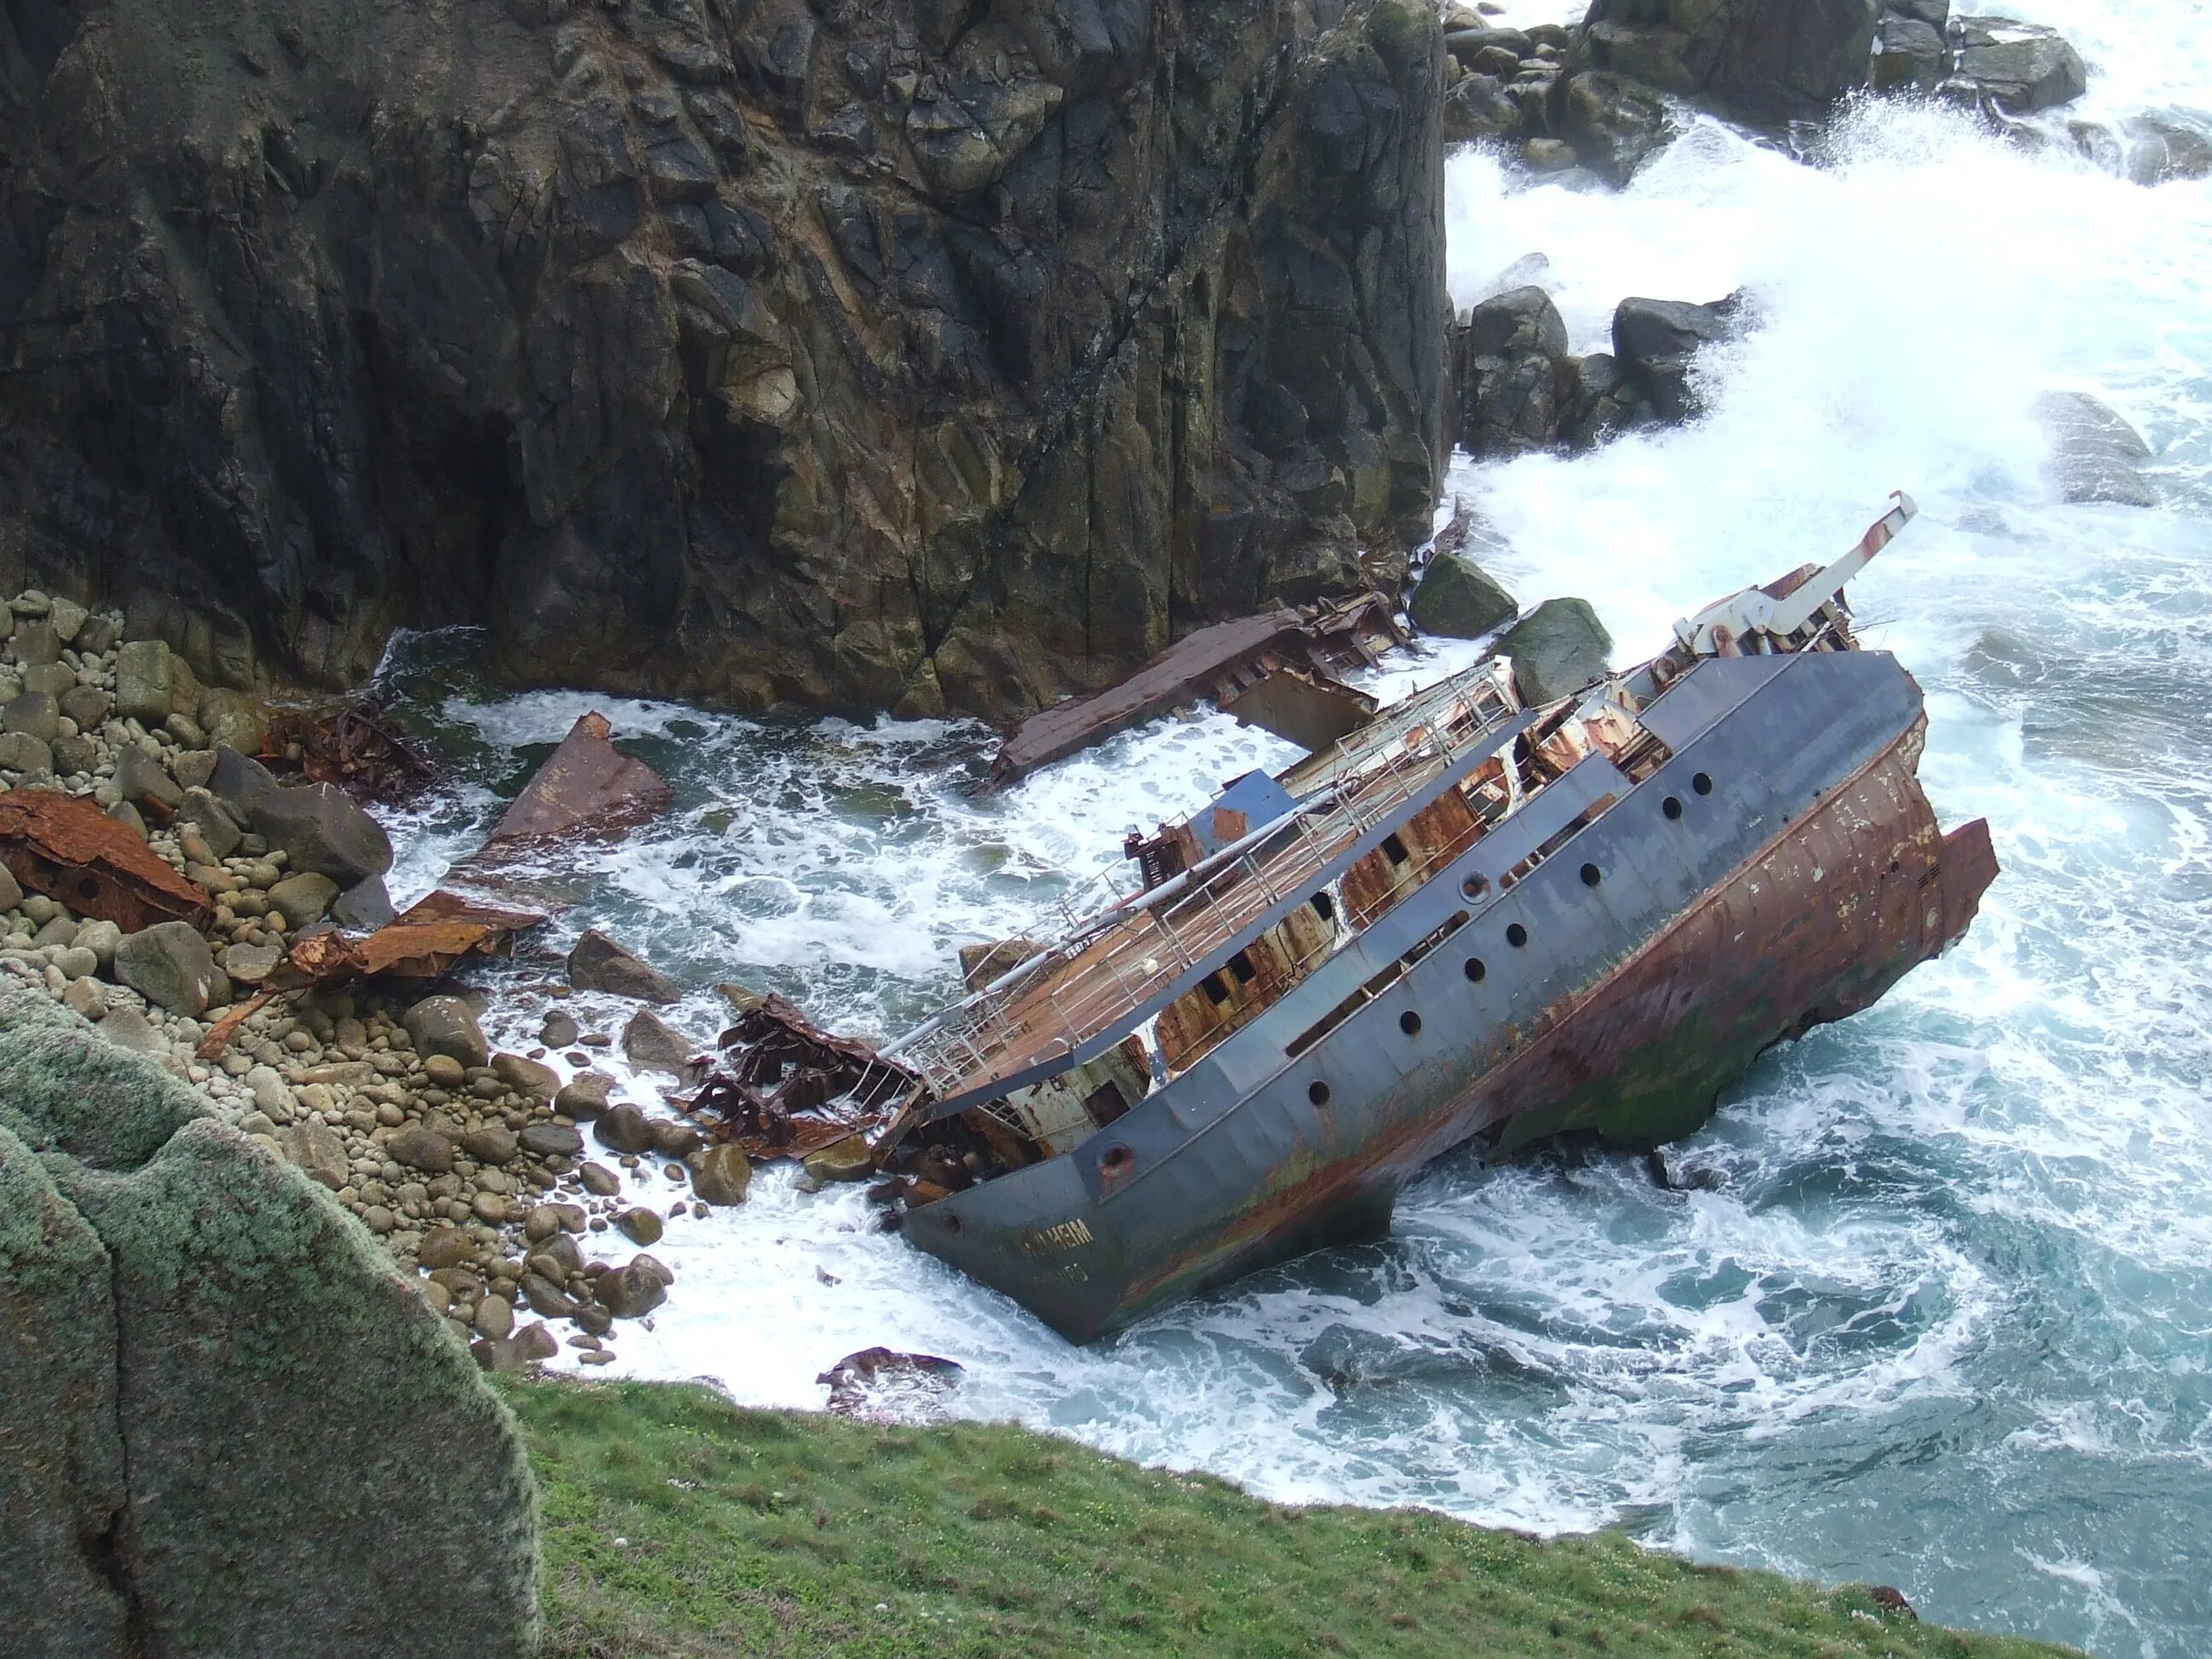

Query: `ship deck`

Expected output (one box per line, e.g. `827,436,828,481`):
888,666,1528,1107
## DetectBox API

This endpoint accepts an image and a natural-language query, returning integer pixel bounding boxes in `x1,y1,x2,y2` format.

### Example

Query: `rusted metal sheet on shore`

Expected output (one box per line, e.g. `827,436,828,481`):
279,888,545,987
988,594,1406,783
679,993,918,1161
0,789,211,930
480,712,672,848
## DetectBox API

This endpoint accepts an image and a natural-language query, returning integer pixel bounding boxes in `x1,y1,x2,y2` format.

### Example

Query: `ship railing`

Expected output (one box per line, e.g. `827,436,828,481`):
885,672,1525,1098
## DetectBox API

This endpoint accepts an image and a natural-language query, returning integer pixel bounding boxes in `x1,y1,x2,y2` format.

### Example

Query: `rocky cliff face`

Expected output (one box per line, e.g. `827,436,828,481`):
0,0,1447,717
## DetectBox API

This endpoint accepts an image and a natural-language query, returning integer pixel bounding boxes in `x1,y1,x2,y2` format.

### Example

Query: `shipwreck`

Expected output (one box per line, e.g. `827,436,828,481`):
686,495,1998,1342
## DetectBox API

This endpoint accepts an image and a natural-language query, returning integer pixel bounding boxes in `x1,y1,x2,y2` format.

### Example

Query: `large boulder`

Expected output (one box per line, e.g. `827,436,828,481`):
1943,17,2087,114
0,0,1449,722
1580,0,1879,123
1871,11,1948,91
567,929,682,1004
1611,293,1749,423
1451,286,1575,457
1499,598,1615,705
1558,71,1674,184
2035,391,2156,508
1411,550,1519,638
247,781,393,888
0,994,541,1657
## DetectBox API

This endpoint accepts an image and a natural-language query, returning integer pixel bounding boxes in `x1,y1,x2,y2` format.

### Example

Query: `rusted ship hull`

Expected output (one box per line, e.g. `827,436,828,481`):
905,649,1998,1341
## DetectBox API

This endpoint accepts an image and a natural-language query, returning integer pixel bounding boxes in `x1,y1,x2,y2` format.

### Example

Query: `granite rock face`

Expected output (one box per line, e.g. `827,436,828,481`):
1579,0,1880,123
0,0,1448,719
0,991,541,1658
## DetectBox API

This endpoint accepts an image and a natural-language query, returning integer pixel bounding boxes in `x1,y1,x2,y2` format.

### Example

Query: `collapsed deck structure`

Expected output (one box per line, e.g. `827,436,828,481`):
690,496,1999,1341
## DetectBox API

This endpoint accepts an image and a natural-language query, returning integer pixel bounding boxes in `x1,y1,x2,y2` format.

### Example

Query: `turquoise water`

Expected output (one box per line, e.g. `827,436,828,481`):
371,23,2212,1651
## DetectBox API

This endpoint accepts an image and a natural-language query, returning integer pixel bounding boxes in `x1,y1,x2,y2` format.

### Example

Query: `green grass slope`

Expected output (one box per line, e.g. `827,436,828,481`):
506,1379,2077,1659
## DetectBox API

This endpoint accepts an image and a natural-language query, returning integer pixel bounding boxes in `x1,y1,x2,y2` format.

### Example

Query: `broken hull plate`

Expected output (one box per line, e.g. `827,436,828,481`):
907,652,1998,1342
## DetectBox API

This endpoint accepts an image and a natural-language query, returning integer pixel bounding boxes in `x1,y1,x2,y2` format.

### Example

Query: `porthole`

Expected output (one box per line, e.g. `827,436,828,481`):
1662,795,1684,820
1461,873,1489,899
1308,1080,1332,1107
942,1213,964,1237
1464,958,1487,982
1100,1144,1135,1177
1505,923,1528,948
1400,1010,1423,1037
1692,771,1714,795
1580,862,1602,888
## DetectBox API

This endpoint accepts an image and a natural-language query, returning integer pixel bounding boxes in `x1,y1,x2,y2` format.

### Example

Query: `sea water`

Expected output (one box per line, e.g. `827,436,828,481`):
370,9,2211,1648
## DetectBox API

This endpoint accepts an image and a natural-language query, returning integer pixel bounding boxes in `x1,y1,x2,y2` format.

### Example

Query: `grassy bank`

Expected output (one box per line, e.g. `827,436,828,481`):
505,1379,2075,1658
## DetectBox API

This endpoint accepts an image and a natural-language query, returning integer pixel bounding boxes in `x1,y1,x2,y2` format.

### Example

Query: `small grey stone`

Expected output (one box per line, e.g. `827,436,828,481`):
58,684,108,730
568,929,682,1003
61,975,108,1019
224,940,284,986
20,663,74,699
9,618,59,667
592,1103,655,1155
172,748,219,791
266,871,339,930
330,876,395,932
387,1125,456,1174
0,866,20,910
692,1144,752,1205
96,1004,168,1055
491,1051,559,1098
540,1010,579,1047
577,1161,620,1196
0,731,53,774
114,746,183,808
52,946,98,981
595,1254,672,1319
72,919,121,971
553,1072,613,1120
47,597,87,643
107,800,148,840
462,1126,519,1165
402,996,489,1070
50,735,98,777
277,1122,350,1190
621,1009,693,1074
518,1121,584,1160
178,789,243,859
245,1064,290,1119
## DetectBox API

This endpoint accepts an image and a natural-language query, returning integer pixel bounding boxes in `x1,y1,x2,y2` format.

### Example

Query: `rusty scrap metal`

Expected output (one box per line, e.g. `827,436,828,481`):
679,994,919,1161
277,888,545,988
480,712,672,849
0,789,212,931
265,701,435,804
988,594,1406,784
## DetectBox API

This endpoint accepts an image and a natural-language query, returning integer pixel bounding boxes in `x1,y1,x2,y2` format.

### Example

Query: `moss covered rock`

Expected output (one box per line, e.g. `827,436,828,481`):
0,1121,129,1659
0,996,542,1656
